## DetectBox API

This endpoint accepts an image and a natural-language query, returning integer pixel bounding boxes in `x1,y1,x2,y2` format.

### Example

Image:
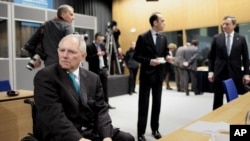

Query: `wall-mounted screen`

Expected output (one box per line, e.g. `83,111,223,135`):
186,26,218,66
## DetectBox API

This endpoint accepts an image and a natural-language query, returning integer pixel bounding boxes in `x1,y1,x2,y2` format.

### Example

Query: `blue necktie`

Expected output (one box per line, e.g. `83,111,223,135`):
226,34,231,55
69,73,81,96
156,33,161,53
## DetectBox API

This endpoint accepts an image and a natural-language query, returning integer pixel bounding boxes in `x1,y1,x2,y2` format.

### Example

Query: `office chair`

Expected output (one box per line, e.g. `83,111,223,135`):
0,80,11,92
222,78,238,102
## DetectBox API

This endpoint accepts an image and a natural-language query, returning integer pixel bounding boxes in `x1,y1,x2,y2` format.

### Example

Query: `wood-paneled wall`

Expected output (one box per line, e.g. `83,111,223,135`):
112,0,250,75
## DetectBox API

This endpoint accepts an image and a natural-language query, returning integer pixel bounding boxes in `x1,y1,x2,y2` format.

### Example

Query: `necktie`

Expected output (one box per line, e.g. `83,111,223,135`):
226,34,231,55
97,45,105,68
156,33,161,53
69,73,81,95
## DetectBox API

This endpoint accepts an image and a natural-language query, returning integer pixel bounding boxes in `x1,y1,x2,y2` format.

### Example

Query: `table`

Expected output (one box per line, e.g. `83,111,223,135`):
0,90,34,141
196,66,213,93
158,92,250,141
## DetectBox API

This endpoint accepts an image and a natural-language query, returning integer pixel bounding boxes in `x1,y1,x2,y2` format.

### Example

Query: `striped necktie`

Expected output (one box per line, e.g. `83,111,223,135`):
226,34,231,55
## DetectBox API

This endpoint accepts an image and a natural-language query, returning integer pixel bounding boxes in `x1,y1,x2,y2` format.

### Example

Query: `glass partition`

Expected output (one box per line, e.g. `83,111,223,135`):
15,21,41,58
163,30,183,55
186,26,218,66
0,19,8,58
238,22,250,59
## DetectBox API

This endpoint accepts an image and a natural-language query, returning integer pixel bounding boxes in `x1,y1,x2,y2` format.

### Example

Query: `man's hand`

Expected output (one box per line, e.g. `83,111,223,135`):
183,62,189,67
97,51,105,56
243,75,250,84
166,55,174,63
79,138,91,141
103,137,112,141
150,59,160,66
33,59,42,68
208,72,214,82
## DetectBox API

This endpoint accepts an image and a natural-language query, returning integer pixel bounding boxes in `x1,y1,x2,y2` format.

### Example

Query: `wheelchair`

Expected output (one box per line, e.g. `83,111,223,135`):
20,99,39,141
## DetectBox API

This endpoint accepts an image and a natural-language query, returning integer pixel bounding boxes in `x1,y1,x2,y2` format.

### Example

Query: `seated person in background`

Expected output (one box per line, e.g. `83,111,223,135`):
33,34,135,141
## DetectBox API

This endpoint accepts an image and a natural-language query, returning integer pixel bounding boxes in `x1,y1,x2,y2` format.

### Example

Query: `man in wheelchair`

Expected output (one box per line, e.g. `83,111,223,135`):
29,34,134,141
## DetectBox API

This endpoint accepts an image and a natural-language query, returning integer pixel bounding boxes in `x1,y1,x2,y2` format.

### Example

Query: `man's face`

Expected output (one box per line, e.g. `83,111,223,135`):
58,36,86,72
154,14,165,32
61,7,75,24
95,35,105,45
222,18,236,34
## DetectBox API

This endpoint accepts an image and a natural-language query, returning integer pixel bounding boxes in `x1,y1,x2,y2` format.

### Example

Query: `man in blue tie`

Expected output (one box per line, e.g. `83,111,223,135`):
208,16,250,110
86,32,115,109
33,34,134,141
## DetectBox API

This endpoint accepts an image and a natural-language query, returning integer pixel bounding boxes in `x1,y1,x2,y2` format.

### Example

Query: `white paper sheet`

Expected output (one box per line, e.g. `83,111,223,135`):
184,121,229,141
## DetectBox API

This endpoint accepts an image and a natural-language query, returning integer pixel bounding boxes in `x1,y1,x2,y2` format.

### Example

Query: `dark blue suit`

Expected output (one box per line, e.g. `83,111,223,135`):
208,32,249,109
133,30,169,136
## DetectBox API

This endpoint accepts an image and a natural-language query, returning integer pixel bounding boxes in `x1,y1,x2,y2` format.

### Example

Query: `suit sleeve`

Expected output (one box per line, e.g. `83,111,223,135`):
133,35,151,64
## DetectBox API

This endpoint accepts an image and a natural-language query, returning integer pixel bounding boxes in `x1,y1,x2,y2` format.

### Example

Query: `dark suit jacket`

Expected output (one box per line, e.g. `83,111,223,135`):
43,19,73,66
34,64,113,141
86,43,108,74
133,30,169,81
208,32,249,94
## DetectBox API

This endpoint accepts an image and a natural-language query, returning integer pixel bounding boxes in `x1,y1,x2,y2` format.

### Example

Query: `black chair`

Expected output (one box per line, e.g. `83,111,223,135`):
222,78,238,102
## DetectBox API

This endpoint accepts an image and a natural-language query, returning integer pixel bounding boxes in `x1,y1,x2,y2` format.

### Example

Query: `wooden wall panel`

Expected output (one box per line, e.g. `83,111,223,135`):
112,0,250,76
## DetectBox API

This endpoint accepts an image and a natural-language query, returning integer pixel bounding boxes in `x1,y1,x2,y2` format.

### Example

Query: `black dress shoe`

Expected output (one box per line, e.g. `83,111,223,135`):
108,105,116,109
152,131,162,139
138,135,146,141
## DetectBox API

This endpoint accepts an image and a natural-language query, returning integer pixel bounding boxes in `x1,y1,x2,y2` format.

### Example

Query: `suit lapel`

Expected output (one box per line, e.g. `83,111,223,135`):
231,33,239,55
79,68,88,105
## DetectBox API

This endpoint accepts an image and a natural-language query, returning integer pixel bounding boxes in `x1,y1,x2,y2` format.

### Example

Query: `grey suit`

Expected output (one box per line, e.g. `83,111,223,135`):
181,46,199,95
42,19,73,66
173,46,185,91
34,64,134,141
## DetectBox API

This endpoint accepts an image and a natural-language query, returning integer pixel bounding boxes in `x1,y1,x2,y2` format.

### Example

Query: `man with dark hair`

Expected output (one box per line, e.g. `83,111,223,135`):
208,16,250,110
133,12,171,141
86,32,115,109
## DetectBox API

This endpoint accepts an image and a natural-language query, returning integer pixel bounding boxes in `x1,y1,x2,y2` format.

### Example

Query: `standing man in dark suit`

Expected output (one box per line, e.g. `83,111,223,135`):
182,40,200,96
208,16,250,110
42,4,74,67
33,34,134,141
133,12,171,141
125,41,139,95
86,32,115,109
